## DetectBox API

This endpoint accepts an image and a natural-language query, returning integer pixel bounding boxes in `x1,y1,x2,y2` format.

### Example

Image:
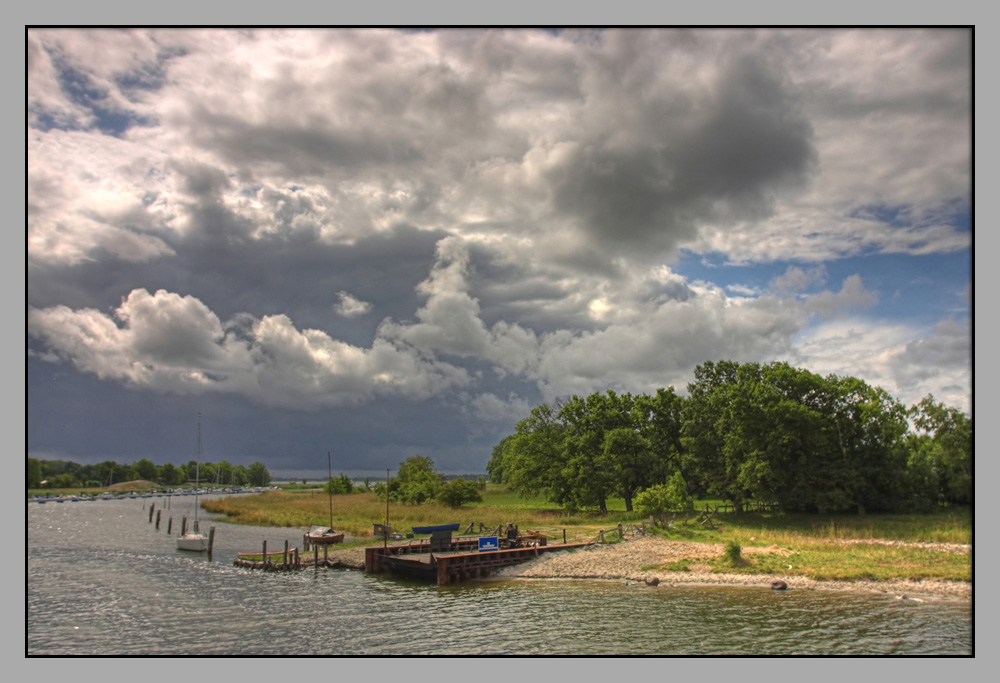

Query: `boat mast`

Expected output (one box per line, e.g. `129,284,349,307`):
327,451,333,529
195,412,201,526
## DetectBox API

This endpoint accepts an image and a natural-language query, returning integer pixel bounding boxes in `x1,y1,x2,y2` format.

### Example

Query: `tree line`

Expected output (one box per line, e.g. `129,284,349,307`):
487,360,971,515
27,457,272,490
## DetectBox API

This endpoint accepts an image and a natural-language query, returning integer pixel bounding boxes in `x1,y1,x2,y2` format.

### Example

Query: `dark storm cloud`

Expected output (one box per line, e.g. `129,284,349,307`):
547,54,816,255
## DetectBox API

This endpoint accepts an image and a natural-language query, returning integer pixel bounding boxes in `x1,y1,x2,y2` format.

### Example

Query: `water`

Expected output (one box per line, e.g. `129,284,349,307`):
28,497,972,655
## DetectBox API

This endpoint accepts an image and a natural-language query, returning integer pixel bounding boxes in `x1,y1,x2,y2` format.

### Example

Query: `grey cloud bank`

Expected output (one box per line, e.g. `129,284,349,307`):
27,29,971,472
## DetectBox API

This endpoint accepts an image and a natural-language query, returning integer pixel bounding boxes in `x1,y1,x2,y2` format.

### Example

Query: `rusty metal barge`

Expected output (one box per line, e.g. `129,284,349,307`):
364,528,589,585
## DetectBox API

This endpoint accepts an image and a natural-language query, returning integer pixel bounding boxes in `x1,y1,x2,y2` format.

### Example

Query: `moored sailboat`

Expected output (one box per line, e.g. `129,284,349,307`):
177,412,209,552
305,452,345,546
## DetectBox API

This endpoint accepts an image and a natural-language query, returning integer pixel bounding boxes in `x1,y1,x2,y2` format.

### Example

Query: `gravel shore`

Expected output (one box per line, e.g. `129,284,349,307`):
324,535,970,603
487,536,972,602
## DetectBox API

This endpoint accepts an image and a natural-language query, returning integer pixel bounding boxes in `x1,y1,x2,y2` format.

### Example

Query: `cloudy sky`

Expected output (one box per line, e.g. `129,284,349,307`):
27,28,971,476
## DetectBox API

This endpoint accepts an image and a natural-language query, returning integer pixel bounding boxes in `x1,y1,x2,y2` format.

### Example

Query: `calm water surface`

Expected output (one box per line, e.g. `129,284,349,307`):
28,496,972,655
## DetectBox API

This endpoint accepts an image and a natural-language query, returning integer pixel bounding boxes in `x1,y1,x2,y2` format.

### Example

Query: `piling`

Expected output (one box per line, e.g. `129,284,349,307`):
148,504,155,523
283,540,289,568
168,518,173,534
181,516,187,536
156,509,162,530
262,540,267,568
208,526,216,554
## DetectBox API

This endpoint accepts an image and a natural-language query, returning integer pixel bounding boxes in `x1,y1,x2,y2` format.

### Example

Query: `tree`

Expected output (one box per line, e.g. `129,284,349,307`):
683,360,749,510
133,458,158,482
486,435,515,484
635,471,693,518
393,455,443,503
911,395,972,505
28,458,42,489
248,462,271,487
436,479,483,508
50,473,81,488
159,462,185,486
817,375,909,514
494,403,571,505
325,473,354,495
602,427,652,512
636,387,686,486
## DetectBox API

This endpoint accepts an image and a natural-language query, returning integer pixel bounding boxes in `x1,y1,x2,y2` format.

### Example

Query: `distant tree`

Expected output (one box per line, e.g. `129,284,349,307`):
50,473,81,488
28,458,42,489
436,479,483,508
248,462,271,487
159,463,185,486
393,455,443,503
324,473,354,495
133,458,158,482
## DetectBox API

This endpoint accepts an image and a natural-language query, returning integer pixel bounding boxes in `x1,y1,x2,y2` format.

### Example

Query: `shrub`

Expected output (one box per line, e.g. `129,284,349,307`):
436,479,483,508
724,541,743,565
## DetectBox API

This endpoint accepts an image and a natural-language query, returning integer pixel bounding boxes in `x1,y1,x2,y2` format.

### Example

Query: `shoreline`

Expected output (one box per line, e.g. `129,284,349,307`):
322,534,970,602
484,536,972,603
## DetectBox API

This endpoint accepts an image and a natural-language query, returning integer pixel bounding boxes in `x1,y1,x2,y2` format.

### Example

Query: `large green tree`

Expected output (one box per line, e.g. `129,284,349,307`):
910,394,972,505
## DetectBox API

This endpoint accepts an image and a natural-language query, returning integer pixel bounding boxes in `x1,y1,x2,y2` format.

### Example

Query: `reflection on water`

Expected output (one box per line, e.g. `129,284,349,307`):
28,498,972,655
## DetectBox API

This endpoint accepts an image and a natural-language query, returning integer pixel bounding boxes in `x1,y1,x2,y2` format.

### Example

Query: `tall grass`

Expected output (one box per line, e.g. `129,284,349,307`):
203,486,970,546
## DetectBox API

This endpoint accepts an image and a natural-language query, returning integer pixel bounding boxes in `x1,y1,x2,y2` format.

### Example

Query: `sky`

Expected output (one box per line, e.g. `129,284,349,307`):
26,28,972,477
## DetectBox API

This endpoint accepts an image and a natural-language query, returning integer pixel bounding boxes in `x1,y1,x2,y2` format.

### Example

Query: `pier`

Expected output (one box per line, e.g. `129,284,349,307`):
364,536,590,584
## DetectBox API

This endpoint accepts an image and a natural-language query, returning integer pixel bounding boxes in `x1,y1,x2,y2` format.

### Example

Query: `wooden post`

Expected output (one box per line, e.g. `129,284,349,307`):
563,529,567,544
181,516,187,536
156,510,162,530
303,534,309,552
294,548,299,568
283,539,289,568
618,523,624,539
262,540,267,568
149,504,155,522
599,530,605,543
323,544,328,567
208,526,215,554
168,518,173,534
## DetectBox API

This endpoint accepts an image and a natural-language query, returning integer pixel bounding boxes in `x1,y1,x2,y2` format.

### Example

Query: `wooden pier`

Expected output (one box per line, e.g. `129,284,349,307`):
233,539,363,571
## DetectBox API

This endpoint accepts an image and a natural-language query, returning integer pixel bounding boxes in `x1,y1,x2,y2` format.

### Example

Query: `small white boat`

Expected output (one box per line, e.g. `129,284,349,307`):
176,531,209,551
